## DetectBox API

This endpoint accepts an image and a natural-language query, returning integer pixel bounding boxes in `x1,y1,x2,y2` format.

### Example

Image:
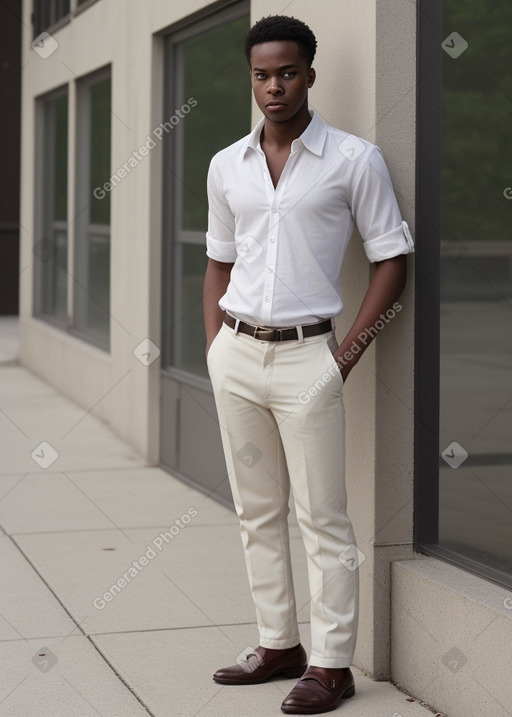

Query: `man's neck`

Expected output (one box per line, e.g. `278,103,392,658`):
261,104,312,151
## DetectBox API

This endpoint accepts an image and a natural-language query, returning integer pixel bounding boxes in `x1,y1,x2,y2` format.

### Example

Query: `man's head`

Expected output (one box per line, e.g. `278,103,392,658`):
244,15,317,68
244,16,317,124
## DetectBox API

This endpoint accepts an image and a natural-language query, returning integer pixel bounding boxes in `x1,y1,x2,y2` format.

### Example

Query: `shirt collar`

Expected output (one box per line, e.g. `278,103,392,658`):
243,109,327,158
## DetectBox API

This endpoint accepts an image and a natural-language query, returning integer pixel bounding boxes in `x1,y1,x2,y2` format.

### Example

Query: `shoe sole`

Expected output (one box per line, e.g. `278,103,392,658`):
213,665,307,685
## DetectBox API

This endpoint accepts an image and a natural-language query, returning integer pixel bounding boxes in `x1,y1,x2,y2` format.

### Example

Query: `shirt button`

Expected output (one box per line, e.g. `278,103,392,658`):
269,236,276,243
267,267,272,272
264,296,270,302
271,206,278,213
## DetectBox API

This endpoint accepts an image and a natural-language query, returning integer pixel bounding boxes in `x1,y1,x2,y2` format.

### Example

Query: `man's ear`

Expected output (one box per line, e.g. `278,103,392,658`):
307,67,316,88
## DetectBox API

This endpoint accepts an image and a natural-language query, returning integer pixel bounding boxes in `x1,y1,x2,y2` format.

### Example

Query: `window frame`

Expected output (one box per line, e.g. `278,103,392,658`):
72,64,112,351
160,0,250,374
33,65,112,353
33,83,70,329
32,0,101,38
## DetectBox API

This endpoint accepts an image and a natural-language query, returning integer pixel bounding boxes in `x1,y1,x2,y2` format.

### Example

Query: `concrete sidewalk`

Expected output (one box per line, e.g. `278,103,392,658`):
0,319,439,717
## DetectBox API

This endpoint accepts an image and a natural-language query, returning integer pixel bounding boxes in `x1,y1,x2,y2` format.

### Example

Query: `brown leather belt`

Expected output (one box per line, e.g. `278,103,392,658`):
223,314,332,342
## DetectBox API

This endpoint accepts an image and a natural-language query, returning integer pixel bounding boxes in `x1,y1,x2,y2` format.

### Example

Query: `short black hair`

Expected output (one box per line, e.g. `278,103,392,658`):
244,15,317,68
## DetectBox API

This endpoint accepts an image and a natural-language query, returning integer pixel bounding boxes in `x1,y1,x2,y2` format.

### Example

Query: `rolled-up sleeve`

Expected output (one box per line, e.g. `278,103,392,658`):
350,147,415,263
205,159,237,263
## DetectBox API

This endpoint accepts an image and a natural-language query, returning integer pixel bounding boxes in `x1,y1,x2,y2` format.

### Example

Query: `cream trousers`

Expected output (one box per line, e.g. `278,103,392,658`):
207,320,359,668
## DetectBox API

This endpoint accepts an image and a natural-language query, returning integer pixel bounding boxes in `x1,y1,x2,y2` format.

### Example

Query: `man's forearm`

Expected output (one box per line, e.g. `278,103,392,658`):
333,254,407,380
203,258,234,353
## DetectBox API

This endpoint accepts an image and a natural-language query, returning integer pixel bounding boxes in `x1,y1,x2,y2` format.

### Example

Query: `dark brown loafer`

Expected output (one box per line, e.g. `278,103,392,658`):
281,665,355,714
213,644,308,685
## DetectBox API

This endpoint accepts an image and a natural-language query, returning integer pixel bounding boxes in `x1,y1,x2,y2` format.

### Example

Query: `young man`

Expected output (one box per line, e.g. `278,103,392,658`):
203,15,414,715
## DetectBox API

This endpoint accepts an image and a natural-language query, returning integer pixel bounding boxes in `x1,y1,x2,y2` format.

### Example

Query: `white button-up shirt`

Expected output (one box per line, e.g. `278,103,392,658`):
205,109,414,327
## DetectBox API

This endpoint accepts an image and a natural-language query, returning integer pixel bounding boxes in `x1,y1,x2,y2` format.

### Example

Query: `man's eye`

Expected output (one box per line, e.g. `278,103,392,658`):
255,73,266,80
283,72,296,78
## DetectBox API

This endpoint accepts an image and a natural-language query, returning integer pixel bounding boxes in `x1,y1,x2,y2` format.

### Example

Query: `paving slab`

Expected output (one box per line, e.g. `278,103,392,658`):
0,367,146,475
0,535,75,641
13,524,312,636
0,467,235,535
0,636,151,716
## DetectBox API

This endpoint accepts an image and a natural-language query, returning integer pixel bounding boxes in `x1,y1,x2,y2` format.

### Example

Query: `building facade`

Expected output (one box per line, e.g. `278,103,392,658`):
19,1,512,715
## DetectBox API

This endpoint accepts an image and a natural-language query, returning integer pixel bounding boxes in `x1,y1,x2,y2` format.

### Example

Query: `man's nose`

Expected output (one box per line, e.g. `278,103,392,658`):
267,77,283,93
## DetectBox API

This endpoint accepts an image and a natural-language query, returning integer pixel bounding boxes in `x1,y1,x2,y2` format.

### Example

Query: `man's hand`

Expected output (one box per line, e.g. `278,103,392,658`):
334,355,351,383
332,254,408,381
205,335,218,359
203,258,234,357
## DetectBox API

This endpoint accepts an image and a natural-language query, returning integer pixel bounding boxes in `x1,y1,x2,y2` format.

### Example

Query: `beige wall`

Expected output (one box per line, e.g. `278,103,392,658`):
392,558,512,717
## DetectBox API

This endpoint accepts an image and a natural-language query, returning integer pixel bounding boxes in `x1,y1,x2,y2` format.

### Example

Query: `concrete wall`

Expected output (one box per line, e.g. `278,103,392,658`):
392,559,512,717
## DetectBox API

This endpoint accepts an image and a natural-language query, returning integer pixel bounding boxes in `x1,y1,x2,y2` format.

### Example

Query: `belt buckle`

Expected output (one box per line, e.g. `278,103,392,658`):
254,326,277,341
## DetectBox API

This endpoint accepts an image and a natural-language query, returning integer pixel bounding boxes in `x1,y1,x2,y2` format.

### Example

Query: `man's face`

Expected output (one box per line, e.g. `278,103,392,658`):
249,40,315,123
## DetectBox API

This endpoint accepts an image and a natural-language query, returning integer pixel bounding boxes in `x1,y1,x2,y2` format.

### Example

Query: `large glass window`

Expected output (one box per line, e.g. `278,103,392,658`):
33,0,98,37
416,0,512,589
159,2,250,506
74,69,111,349
163,11,251,377
34,67,111,351
34,87,68,324
33,0,70,36
438,1,512,582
